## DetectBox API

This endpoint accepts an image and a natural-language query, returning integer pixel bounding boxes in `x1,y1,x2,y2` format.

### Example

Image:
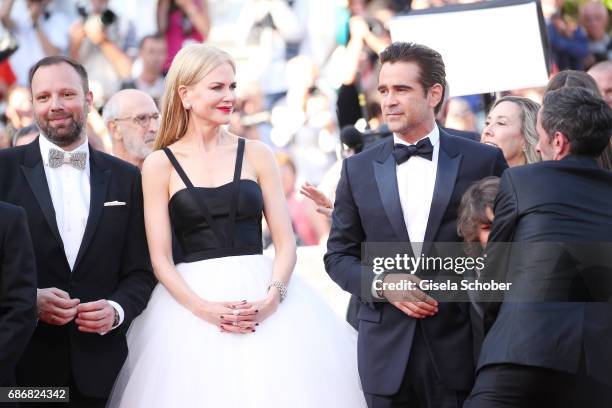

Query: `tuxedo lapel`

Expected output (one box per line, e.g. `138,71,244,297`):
20,138,64,249
73,148,110,272
423,131,462,256
373,139,410,242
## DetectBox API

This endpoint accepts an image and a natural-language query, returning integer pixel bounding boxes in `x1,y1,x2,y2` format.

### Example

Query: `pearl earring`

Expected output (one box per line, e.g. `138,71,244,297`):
185,103,191,110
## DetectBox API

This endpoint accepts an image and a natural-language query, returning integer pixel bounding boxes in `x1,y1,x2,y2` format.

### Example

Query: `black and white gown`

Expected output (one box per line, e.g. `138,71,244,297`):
107,138,366,407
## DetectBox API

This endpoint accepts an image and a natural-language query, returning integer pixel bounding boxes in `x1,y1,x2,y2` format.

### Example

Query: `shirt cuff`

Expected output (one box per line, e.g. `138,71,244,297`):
371,274,385,300
107,300,125,329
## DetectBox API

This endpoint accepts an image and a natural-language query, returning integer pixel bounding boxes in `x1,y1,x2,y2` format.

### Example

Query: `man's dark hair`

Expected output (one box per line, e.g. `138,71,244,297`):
139,32,165,50
379,42,446,114
541,87,612,157
28,55,89,94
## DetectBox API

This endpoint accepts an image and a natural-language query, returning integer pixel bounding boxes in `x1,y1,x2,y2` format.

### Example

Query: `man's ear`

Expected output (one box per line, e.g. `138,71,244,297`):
429,83,444,110
554,131,571,156
85,90,94,114
107,121,122,141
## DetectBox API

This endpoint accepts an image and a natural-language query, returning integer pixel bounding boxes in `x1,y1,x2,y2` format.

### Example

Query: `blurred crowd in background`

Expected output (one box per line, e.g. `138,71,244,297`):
0,0,611,248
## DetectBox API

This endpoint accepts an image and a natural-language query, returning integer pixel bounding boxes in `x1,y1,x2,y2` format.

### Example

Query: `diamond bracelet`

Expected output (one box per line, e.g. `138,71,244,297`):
268,280,288,302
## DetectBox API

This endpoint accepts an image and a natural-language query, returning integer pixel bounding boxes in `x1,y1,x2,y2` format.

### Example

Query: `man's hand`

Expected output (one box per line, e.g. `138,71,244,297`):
37,288,80,325
75,300,116,334
69,21,87,44
27,1,43,25
382,274,439,319
83,18,108,45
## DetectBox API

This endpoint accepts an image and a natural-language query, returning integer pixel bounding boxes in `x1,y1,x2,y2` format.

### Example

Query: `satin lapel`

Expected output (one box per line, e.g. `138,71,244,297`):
422,133,462,257
73,149,110,272
373,140,410,242
20,138,64,248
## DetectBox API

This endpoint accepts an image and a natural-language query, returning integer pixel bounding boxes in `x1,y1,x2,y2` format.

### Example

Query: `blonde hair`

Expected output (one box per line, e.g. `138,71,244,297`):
154,44,236,150
490,96,541,165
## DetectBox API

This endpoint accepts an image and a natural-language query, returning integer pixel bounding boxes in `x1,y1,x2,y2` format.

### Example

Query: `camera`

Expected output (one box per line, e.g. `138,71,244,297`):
76,5,117,27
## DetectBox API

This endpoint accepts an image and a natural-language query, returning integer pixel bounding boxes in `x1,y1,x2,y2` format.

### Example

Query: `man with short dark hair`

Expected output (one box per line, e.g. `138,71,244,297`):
0,55,155,407
325,42,507,407
466,87,612,408
120,33,166,107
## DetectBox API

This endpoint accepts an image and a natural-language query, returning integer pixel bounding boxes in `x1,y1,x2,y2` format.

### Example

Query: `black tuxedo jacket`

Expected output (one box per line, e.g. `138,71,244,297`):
0,138,156,398
325,130,507,395
0,202,37,386
478,155,612,386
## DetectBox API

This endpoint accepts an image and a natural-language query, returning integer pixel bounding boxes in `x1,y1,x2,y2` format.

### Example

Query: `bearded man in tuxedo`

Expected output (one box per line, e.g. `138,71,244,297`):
0,55,156,407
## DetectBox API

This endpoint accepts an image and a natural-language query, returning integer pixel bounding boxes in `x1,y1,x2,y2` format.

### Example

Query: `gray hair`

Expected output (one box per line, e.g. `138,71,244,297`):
101,95,122,128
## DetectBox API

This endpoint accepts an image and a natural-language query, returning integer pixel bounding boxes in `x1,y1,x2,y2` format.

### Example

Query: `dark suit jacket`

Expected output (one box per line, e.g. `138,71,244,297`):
0,138,156,398
440,125,480,142
0,202,37,386
325,129,507,395
478,155,612,386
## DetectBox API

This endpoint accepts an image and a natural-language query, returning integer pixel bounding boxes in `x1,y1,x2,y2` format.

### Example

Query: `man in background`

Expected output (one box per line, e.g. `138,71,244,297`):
103,89,159,169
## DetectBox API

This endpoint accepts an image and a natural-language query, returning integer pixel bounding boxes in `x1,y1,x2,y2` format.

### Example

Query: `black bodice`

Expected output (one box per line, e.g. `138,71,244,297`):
164,139,264,262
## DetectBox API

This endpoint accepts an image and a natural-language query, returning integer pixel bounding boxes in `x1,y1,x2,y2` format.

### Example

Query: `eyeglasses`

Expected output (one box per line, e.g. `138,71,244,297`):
114,113,160,127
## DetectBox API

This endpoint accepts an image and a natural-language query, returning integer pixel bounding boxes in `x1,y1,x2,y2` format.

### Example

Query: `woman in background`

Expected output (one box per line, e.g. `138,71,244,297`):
481,96,540,167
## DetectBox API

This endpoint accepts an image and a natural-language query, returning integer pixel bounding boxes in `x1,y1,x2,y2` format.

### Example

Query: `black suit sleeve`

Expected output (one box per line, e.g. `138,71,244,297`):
481,170,519,332
0,205,37,386
324,159,377,306
108,172,156,329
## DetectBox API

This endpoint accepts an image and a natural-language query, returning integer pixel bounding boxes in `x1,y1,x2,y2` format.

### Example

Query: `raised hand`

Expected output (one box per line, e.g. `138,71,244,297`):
300,182,333,218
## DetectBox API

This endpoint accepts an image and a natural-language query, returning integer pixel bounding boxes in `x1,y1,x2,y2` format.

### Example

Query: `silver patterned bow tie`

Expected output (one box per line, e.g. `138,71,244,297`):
48,148,87,170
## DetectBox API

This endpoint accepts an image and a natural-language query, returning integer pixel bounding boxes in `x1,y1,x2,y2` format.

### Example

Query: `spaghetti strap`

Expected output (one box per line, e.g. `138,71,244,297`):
227,138,245,247
162,147,226,246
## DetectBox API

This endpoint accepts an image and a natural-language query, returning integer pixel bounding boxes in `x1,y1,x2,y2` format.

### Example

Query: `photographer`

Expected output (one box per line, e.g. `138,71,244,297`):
0,0,70,85
69,0,137,107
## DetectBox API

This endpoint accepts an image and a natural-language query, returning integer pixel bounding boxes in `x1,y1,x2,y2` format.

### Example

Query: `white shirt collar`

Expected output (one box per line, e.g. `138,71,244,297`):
39,133,90,166
393,124,440,147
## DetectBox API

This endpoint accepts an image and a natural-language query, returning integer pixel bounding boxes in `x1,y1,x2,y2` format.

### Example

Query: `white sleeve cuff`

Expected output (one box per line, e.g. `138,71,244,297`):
371,275,384,300
107,300,125,329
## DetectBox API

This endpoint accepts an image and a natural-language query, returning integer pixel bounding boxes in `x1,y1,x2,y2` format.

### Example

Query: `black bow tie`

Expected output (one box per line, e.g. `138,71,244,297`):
392,138,434,164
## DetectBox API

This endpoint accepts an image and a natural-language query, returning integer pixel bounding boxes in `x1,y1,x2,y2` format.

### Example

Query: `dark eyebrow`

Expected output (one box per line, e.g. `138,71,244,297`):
378,84,413,92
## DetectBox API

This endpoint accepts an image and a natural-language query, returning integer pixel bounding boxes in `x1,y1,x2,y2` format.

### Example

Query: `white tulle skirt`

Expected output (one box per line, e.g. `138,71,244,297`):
107,254,367,408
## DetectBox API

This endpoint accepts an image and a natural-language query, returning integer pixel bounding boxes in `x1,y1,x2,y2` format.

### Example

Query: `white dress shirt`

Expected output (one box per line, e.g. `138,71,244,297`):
394,125,440,257
39,135,124,330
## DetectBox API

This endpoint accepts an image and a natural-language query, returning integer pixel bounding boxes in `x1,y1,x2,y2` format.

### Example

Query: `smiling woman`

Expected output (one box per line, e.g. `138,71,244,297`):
481,96,541,167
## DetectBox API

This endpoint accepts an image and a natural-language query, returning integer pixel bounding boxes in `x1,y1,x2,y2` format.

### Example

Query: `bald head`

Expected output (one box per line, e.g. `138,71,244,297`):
104,89,160,168
588,61,612,108
580,1,609,40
